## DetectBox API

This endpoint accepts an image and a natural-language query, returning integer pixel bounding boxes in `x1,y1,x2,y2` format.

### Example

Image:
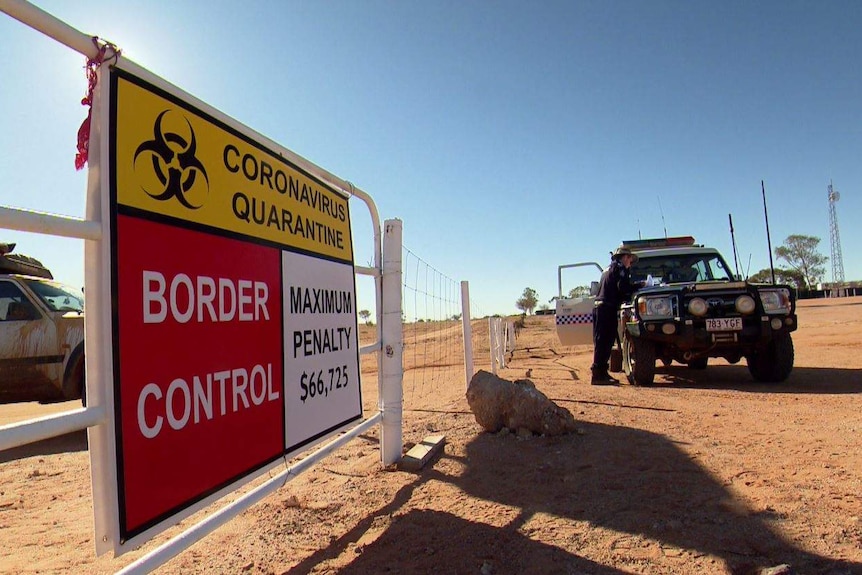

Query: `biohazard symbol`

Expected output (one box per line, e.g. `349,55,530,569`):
134,110,209,210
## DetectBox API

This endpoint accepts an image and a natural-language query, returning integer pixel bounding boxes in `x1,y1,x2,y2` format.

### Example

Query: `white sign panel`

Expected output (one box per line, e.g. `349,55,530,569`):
282,251,362,454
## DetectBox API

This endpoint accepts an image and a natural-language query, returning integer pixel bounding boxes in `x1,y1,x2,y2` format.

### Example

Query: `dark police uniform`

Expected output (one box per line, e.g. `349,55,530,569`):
591,257,638,382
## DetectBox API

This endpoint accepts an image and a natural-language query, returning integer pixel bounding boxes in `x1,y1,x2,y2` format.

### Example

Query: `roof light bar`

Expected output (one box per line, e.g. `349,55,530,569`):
622,236,697,250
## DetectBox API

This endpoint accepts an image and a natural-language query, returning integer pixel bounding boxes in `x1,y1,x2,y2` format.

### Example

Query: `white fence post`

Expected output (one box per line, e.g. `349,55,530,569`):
489,317,496,374
498,320,506,368
460,280,473,390
380,219,403,466
489,317,506,373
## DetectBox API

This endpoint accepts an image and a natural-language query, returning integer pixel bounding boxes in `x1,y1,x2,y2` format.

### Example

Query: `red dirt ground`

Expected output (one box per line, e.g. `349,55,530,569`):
1,297,861,574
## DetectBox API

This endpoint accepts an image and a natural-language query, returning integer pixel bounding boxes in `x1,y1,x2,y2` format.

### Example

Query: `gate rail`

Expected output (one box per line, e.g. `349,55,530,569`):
0,1,404,572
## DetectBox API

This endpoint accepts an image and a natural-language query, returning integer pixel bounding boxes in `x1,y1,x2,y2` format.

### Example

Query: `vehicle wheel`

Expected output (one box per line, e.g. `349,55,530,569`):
688,357,708,370
609,348,623,373
623,333,656,386
62,346,86,404
747,333,794,383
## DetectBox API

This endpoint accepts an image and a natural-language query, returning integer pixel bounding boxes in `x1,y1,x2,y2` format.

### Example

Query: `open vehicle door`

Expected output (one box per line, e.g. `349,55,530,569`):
555,262,602,346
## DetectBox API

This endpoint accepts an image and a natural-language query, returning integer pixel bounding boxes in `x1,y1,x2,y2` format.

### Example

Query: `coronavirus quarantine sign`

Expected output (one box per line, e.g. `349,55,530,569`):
108,68,362,544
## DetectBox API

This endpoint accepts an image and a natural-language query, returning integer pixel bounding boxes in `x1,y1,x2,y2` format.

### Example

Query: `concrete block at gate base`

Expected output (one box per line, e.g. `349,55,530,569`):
466,370,576,436
399,434,446,471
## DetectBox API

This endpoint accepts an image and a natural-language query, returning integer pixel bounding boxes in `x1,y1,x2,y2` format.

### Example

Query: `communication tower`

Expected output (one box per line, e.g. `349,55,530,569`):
828,181,845,284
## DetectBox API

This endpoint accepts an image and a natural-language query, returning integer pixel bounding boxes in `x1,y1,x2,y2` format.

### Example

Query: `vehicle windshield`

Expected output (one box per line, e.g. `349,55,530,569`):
23,278,84,313
631,253,734,284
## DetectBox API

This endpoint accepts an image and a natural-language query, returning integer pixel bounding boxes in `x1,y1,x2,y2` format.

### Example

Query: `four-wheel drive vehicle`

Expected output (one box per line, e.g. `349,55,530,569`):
618,236,797,386
0,244,85,402
554,236,798,386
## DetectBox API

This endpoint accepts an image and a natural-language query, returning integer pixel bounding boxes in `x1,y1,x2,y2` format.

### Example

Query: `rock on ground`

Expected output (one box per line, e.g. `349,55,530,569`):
465,369,577,436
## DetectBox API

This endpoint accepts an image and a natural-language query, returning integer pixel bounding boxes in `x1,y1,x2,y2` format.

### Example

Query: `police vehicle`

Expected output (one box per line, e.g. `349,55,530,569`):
555,236,798,386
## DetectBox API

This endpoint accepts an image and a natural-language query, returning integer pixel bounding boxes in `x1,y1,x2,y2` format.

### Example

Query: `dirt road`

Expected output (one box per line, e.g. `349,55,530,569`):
1,297,860,574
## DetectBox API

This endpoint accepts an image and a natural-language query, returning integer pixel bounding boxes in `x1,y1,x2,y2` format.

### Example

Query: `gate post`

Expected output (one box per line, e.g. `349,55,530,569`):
380,218,403,466
460,280,473,390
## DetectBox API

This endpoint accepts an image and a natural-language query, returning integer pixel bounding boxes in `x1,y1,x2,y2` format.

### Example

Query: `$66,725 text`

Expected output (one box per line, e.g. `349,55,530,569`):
299,365,349,403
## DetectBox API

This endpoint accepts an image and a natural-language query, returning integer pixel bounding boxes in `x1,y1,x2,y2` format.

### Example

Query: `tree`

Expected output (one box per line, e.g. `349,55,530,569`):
359,309,372,325
515,287,538,315
749,267,806,289
774,235,827,289
568,285,591,298
548,286,591,303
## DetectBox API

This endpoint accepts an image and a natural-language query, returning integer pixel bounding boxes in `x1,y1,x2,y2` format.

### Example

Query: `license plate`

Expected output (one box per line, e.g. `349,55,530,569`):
705,317,742,331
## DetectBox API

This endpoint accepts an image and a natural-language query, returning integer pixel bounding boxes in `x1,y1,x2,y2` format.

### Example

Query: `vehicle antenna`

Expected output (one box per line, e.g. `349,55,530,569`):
746,253,752,278
657,196,668,238
761,180,776,284
728,213,741,279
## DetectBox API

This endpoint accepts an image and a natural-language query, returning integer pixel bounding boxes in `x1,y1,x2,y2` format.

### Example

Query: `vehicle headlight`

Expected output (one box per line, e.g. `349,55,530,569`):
735,294,756,314
638,296,675,319
688,297,708,317
759,288,791,313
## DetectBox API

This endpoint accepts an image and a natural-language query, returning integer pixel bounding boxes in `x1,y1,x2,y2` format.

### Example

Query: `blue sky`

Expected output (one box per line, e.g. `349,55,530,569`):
1,0,859,316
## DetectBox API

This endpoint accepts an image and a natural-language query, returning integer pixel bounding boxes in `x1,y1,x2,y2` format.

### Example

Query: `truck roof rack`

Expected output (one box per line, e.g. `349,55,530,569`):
0,243,53,279
621,236,700,250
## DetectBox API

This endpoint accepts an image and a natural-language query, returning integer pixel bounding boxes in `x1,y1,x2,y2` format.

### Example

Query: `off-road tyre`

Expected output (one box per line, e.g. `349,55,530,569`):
62,345,86,405
609,348,623,373
688,357,708,370
747,332,794,383
623,333,656,386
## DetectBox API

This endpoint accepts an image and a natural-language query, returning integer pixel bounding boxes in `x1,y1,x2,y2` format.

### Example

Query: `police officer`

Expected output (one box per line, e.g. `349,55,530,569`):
591,246,640,384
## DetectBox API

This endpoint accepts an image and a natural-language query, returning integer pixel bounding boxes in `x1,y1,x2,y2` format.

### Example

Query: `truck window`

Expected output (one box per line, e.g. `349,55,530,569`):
0,281,40,321
631,253,734,284
23,279,84,313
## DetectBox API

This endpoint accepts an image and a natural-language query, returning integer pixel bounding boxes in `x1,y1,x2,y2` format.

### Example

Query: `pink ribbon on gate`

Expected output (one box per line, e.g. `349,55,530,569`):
75,37,121,170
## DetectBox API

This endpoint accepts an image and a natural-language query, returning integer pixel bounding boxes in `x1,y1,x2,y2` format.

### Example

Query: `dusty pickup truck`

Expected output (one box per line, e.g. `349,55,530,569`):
0,244,85,402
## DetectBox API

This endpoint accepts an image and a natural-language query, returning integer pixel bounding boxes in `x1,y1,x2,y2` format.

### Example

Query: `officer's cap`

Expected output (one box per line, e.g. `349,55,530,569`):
612,246,639,263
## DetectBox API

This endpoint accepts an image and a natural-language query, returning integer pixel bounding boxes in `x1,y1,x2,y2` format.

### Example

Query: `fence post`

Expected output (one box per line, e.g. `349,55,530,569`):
489,317,507,373
489,317,496,374
499,320,507,369
460,280,473,390
380,218,403,466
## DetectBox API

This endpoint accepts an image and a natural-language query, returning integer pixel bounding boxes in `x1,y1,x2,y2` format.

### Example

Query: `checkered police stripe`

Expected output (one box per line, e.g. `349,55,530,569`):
555,314,593,325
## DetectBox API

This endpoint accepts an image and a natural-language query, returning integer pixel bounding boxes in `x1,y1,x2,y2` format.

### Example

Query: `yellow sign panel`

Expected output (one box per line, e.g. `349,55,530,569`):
114,72,353,262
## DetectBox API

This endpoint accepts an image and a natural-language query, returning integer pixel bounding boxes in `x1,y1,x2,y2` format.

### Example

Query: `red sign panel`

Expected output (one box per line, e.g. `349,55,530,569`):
115,215,284,535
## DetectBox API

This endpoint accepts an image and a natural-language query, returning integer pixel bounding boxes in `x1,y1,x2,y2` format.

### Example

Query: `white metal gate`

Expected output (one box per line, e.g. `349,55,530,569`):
0,0,404,572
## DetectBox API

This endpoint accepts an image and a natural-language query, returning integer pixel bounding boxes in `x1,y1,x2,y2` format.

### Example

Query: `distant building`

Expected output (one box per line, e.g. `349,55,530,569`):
812,281,862,298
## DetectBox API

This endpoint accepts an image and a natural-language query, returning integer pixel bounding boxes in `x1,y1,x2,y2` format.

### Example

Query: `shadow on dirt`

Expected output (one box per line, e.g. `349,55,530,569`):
331,509,631,575
0,429,87,463
440,423,857,575
284,462,632,575
286,420,858,574
0,383,65,405
650,364,862,394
